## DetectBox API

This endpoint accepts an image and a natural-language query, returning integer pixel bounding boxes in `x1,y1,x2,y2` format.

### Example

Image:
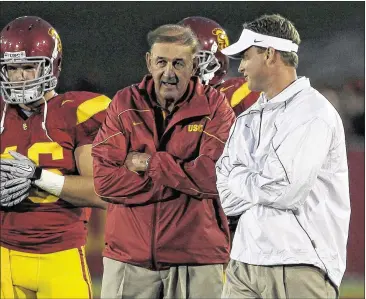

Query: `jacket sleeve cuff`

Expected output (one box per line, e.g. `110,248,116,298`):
147,152,160,180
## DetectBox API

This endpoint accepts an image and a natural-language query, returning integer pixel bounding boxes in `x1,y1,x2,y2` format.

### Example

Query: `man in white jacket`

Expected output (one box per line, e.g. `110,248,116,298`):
216,14,350,299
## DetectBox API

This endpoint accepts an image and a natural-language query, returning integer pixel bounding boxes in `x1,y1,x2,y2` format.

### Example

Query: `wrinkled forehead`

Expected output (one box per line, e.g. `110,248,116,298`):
150,42,194,61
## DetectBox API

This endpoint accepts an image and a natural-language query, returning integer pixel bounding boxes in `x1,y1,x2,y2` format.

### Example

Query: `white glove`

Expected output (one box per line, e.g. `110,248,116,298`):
1,169,18,182
0,151,42,180
0,177,31,207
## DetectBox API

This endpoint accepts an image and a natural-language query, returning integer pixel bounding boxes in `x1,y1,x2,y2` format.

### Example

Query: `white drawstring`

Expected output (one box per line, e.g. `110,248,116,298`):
41,97,53,141
0,95,55,140
0,103,8,134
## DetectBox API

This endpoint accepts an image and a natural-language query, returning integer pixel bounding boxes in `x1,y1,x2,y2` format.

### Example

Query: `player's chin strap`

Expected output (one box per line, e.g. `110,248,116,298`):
41,97,54,142
0,103,8,134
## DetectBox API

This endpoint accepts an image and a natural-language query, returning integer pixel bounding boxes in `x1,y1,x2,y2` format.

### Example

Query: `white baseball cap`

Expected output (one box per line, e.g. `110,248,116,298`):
221,29,299,56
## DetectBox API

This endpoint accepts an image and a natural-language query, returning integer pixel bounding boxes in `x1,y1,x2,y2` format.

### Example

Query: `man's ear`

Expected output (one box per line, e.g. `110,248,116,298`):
265,47,277,66
146,52,152,73
192,56,199,76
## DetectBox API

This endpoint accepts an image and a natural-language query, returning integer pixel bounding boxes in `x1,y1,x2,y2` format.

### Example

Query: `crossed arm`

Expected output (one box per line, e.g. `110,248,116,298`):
92,93,235,204
216,118,332,216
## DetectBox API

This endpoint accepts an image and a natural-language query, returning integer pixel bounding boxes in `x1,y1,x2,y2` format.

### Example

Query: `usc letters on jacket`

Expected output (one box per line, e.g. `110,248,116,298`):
188,124,203,132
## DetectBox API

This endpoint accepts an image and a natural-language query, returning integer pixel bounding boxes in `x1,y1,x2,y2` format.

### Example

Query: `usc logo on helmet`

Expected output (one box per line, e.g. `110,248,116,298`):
48,28,62,53
212,28,229,50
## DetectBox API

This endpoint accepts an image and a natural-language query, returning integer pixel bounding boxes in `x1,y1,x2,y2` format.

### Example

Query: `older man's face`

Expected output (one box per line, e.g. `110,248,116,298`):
146,42,197,104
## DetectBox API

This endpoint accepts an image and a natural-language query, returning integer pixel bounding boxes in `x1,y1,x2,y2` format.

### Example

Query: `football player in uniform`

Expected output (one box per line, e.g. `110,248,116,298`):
0,16,110,299
179,16,261,244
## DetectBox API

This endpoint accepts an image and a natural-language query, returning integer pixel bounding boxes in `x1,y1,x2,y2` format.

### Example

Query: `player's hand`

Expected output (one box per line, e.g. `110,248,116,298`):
0,177,31,207
1,168,18,182
124,152,151,172
0,151,42,180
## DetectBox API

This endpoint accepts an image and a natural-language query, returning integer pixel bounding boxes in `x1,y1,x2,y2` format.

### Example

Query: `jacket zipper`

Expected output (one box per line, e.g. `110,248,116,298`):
151,203,158,270
257,109,264,149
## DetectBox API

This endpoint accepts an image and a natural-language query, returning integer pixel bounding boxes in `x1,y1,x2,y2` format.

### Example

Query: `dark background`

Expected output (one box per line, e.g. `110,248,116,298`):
1,1,364,98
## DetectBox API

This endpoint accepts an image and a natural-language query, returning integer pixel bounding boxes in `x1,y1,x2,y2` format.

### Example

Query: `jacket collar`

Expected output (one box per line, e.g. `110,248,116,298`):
137,75,212,119
253,77,310,111
137,75,212,143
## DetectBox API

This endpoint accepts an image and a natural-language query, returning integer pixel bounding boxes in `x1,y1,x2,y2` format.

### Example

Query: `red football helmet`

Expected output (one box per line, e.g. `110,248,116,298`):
179,16,230,86
0,16,63,104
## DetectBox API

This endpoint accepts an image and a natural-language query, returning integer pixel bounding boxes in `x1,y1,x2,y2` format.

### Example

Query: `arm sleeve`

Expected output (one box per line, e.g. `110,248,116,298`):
147,93,236,200
215,123,256,216
92,96,158,205
227,118,333,210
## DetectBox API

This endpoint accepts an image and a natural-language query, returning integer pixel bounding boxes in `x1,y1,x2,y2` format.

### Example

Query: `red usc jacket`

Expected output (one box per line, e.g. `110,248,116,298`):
92,75,235,270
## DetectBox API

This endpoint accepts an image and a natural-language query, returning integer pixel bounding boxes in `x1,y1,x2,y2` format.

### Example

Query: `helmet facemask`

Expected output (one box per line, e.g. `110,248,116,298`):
0,55,57,105
196,42,221,85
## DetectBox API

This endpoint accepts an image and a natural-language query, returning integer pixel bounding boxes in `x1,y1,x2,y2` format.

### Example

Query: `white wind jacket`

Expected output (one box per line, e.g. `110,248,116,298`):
216,77,350,287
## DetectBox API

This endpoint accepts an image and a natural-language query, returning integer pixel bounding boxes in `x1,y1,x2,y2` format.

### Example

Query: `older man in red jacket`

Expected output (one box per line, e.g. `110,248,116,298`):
92,23,235,299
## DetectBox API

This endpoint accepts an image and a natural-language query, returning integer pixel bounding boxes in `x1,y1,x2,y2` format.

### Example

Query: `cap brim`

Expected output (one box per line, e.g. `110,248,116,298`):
221,40,251,56
226,51,245,60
